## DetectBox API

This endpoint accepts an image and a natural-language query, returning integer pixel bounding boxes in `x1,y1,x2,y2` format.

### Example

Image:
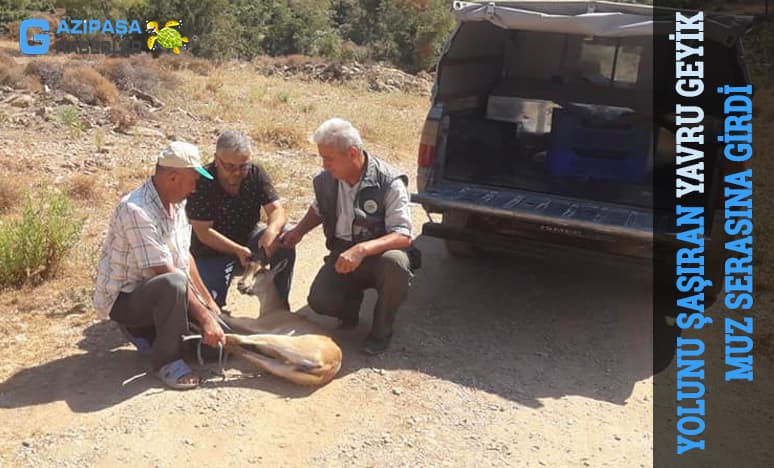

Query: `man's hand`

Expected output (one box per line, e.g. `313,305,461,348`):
335,244,367,274
235,245,253,268
207,300,222,316
279,228,304,249
258,227,280,259
201,315,226,347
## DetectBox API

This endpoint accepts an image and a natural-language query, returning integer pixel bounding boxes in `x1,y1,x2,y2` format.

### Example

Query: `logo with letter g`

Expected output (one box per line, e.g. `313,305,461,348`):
19,18,50,55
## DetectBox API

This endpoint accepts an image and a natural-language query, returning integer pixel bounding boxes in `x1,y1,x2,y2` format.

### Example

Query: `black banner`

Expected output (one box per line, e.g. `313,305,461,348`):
653,0,772,466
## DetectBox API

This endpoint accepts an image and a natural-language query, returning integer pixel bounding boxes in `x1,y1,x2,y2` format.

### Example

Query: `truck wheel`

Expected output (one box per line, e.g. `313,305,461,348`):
442,211,475,257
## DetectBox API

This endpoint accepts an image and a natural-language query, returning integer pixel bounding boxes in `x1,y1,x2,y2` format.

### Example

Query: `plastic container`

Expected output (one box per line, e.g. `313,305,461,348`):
547,107,650,183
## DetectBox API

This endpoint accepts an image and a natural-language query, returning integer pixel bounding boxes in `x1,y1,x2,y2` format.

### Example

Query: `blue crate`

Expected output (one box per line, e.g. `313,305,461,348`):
547,108,650,183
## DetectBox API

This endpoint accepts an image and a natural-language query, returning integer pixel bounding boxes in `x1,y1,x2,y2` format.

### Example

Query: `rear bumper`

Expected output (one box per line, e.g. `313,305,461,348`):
412,183,657,236
420,219,653,261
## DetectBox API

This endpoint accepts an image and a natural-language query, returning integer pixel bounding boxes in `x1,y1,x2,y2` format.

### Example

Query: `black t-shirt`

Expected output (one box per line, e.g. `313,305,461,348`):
186,162,279,258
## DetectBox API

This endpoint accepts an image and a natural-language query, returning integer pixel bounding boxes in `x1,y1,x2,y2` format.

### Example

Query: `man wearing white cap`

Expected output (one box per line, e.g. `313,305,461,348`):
94,141,225,390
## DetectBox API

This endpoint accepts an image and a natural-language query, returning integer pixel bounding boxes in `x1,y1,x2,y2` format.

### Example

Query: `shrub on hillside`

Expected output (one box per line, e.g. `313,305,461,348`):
97,58,159,93
0,52,15,68
24,60,64,88
128,0,455,71
155,54,214,75
252,123,306,150
8,0,456,73
66,174,99,201
1,52,43,90
0,179,24,215
107,102,138,132
0,187,85,288
0,53,24,88
61,66,118,105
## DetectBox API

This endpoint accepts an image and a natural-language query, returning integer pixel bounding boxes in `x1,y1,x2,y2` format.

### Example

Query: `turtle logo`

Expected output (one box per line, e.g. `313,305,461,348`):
146,20,188,54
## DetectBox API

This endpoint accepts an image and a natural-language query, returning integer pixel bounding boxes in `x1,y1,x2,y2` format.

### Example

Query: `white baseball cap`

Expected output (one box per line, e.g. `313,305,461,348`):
157,141,214,180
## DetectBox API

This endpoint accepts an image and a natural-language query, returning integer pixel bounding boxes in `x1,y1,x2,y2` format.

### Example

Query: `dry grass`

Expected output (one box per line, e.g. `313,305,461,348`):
66,174,100,201
24,60,64,89
0,51,15,68
253,54,326,70
4,14,59,43
114,165,152,196
277,54,326,67
0,52,43,91
0,179,25,215
0,53,430,370
97,58,156,93
61,66,119,106
257,155,318,217
252,122,307,150
96,56,179,93
107,101,139,132
0,63,24,88
156,54,213,75
178,66,426,163
206,76,225,94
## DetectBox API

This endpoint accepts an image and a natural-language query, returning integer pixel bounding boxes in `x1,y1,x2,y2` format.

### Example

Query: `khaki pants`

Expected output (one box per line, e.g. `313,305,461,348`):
307,249,412,340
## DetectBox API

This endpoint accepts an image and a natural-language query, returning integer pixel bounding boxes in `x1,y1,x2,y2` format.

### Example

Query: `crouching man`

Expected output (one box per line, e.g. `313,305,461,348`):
280,118,417,355
93,141,225,390
186,130,296,311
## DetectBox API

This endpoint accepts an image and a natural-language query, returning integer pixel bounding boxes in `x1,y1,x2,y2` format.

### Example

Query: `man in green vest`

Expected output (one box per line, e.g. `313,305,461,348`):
280,118,416,355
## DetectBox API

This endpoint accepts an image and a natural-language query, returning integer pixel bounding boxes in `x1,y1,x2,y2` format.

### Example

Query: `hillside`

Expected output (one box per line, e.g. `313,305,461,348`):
1,5,773,464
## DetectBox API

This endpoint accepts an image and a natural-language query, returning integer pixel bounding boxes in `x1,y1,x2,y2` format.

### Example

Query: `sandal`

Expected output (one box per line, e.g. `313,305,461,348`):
156,359,200,390
117,324,153,355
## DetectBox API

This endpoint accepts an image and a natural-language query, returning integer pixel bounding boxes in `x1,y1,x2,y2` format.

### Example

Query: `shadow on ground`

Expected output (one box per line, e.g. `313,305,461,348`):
0,319,323,413
329,235,656,409
0,236,655,412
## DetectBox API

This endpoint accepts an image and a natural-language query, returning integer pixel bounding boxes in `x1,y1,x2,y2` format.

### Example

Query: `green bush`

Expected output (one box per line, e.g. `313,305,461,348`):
126,0,455,71
5,0,457,72
0,187,85,288
0,0,54,30
58,105,84,137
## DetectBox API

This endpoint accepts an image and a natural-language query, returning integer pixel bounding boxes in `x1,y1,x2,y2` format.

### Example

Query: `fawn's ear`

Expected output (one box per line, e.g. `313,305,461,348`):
242,260,263,279
270,258,289,277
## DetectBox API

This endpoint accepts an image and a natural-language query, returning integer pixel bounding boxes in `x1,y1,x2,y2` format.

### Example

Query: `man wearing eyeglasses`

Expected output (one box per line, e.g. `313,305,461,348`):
186,130,296,310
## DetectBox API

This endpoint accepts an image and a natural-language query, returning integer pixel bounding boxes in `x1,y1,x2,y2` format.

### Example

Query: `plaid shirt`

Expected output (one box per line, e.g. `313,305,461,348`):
93,179,192,319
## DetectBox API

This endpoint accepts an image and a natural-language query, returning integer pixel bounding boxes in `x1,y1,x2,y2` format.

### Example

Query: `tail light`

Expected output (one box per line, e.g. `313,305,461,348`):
418,143,435,168
417,119,439,168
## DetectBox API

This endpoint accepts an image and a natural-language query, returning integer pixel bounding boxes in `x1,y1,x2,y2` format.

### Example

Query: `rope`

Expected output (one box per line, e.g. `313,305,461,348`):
181,275,244,380
181,333,227,378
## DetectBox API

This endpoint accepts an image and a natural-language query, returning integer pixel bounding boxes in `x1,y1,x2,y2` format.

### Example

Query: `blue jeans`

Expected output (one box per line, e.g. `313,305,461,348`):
194,227,296,309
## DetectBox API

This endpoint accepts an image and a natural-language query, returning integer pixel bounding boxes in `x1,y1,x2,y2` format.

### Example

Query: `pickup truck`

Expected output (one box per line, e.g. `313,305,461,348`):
410,1,753,369
412,0,752,302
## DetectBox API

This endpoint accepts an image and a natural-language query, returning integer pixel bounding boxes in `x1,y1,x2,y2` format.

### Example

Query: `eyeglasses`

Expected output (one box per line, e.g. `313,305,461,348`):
217,158,250,173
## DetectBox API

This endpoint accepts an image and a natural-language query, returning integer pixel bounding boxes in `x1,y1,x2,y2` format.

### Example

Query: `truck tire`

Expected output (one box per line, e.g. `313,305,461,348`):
442,211,475,257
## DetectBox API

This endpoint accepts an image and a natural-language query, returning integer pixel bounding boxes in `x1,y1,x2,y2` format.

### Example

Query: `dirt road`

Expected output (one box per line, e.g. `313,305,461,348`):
3,39,774,468
0,214,655,467
0,54,654,467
